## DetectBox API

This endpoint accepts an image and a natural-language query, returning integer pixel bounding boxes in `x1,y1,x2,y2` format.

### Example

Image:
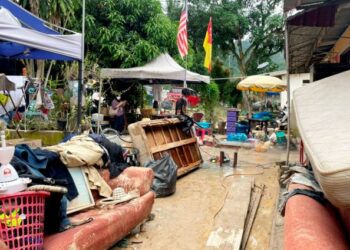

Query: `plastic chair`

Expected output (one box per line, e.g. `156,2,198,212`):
91,113,110,133
192,113,212,141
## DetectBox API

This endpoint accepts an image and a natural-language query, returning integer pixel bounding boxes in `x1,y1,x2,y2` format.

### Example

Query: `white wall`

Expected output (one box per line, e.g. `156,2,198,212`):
280,73,310,108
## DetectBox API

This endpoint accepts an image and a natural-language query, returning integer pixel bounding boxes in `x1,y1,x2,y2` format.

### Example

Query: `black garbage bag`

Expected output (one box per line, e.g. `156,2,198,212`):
144,154,178,197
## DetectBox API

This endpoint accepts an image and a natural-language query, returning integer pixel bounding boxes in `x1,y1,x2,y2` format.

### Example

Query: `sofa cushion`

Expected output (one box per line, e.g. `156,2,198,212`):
98,167,154,196
44,191,155,250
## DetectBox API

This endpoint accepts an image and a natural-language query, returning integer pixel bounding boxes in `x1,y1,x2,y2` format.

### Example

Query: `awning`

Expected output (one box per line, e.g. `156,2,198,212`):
101,53,210,84
0,1,82,61
286,1,350,73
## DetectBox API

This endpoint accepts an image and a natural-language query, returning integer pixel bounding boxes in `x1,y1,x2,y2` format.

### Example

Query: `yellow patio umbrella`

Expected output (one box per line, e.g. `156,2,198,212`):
237,75,286,92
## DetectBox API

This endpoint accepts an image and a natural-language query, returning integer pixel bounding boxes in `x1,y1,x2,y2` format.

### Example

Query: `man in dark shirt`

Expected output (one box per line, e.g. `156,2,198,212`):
175,88,190,115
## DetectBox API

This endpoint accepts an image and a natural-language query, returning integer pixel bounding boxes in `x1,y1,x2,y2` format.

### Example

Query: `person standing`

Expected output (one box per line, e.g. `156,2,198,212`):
109,96,127,133
175,88,190,115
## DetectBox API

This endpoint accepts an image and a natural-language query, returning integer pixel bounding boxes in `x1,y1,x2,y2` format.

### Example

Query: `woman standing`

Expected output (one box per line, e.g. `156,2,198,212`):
109,96,127,133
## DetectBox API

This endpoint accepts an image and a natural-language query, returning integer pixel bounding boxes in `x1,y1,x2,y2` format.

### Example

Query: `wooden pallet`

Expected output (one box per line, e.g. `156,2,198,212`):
128,118,202,176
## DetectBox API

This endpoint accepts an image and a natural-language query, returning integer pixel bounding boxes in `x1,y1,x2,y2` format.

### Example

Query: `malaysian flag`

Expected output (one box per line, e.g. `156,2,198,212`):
177,0,188,58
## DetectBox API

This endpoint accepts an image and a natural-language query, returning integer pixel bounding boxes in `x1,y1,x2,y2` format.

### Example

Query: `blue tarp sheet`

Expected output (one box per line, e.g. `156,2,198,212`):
0,0,79,61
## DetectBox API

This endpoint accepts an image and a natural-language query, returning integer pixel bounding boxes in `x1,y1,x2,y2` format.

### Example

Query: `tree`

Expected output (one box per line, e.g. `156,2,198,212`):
83,0,178,68
18,0,80,26
166,0,284,109
197,82,220,123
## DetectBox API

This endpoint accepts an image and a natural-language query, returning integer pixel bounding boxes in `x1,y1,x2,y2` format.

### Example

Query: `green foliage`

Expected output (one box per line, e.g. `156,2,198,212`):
165,0,283,111
18,0,80,27
210,58,231,101
83,0,178,68
197,83,220,123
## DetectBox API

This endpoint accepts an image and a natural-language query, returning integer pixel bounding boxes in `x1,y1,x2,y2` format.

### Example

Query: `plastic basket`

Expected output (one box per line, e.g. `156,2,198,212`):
276,131,286,145
0,191,49,250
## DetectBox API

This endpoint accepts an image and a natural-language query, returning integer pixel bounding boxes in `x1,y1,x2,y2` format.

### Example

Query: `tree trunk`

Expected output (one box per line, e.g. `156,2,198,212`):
237,59,252,117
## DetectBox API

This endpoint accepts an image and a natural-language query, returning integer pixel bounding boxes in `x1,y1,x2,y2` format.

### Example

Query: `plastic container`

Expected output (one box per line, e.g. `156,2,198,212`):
227,133,248,142
0,191,50,250
197,121,211,129
235,123,249,134
276,131,286,145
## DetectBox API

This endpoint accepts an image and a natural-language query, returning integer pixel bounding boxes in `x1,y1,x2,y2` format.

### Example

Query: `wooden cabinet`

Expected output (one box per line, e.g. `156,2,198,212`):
128,118,202,176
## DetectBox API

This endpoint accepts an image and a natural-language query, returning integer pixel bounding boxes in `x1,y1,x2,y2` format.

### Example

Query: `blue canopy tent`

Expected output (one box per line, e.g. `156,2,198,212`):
0,0,84,127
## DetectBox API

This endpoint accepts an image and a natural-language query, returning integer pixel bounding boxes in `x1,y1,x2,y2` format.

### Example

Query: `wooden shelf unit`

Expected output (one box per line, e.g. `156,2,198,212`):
128,118,202,176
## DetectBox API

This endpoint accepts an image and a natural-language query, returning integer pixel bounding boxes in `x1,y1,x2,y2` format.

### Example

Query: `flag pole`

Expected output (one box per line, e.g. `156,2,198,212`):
184,55,187,88
184,0,188,88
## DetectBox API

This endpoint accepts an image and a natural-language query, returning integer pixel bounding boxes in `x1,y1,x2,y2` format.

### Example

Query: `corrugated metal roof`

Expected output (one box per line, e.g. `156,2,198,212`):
284,0,328,12
287,2,350,73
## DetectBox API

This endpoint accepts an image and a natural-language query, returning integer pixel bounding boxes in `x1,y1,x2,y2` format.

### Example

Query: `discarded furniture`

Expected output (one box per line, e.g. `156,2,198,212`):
293,70,350,208
43,167,155,250
284,183,348,250
151,114,175,120
128,118,202,176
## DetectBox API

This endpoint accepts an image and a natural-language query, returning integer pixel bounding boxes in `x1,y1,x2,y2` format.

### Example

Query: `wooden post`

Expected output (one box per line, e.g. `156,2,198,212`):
219,151,224,167
233,152,238,168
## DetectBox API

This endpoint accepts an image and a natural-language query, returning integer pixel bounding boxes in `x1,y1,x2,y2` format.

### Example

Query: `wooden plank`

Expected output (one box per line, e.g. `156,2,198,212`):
149,127,157,146
150,137,197,154
160,126,184,168
174,125,196,161
206,178,253,250
166,126,186,168
140,118,181,127
241,185,265,250
177,160,202,176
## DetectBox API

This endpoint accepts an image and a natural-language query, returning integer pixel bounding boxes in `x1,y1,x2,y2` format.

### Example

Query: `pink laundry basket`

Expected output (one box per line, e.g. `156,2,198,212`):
0,191,50,250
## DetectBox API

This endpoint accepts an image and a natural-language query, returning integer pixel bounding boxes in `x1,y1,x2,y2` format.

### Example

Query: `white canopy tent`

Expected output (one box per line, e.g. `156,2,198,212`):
0,7,82,60
100,53,210,84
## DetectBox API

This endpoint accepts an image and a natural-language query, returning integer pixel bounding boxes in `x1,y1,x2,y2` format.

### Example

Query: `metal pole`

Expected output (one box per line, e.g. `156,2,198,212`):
184,56,187,88
97,76,103,134
77,0,85,130
285,19,291,166
184,0,188,88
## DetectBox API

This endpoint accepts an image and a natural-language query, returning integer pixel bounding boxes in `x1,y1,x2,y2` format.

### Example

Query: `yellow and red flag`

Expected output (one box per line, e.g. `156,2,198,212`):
203,17,212,72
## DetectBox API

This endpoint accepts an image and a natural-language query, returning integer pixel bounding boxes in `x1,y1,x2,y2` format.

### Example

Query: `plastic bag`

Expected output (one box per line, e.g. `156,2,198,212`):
144,153,178,197
227,133,248,142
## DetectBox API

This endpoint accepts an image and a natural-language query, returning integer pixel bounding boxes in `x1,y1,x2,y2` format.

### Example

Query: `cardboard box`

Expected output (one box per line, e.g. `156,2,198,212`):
6,138,42,148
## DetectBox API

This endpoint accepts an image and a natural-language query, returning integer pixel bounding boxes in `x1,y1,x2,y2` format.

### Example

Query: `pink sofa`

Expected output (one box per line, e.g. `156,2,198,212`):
43,167,155,250
284,183,348,250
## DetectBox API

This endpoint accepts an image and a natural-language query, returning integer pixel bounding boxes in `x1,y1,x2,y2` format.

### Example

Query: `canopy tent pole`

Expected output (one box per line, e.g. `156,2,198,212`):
285,20,291,166
77,0,85,130
97,77,103,134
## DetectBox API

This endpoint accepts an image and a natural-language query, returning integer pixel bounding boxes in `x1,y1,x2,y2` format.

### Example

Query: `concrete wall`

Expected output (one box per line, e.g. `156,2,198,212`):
280,73,310,107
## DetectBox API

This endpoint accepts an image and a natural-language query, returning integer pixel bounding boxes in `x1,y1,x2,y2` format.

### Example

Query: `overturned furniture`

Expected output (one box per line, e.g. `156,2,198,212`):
128,118,202,176
43,167,155,250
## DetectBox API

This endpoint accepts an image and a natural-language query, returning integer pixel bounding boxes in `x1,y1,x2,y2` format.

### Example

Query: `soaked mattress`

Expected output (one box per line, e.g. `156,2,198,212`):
293,70,350,208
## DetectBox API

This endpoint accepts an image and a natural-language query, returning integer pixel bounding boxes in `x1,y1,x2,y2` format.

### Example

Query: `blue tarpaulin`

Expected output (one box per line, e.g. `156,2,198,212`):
0,0,82,61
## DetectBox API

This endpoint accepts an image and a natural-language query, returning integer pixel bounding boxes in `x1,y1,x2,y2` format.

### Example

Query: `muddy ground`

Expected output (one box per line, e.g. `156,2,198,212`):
116,144,299,250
